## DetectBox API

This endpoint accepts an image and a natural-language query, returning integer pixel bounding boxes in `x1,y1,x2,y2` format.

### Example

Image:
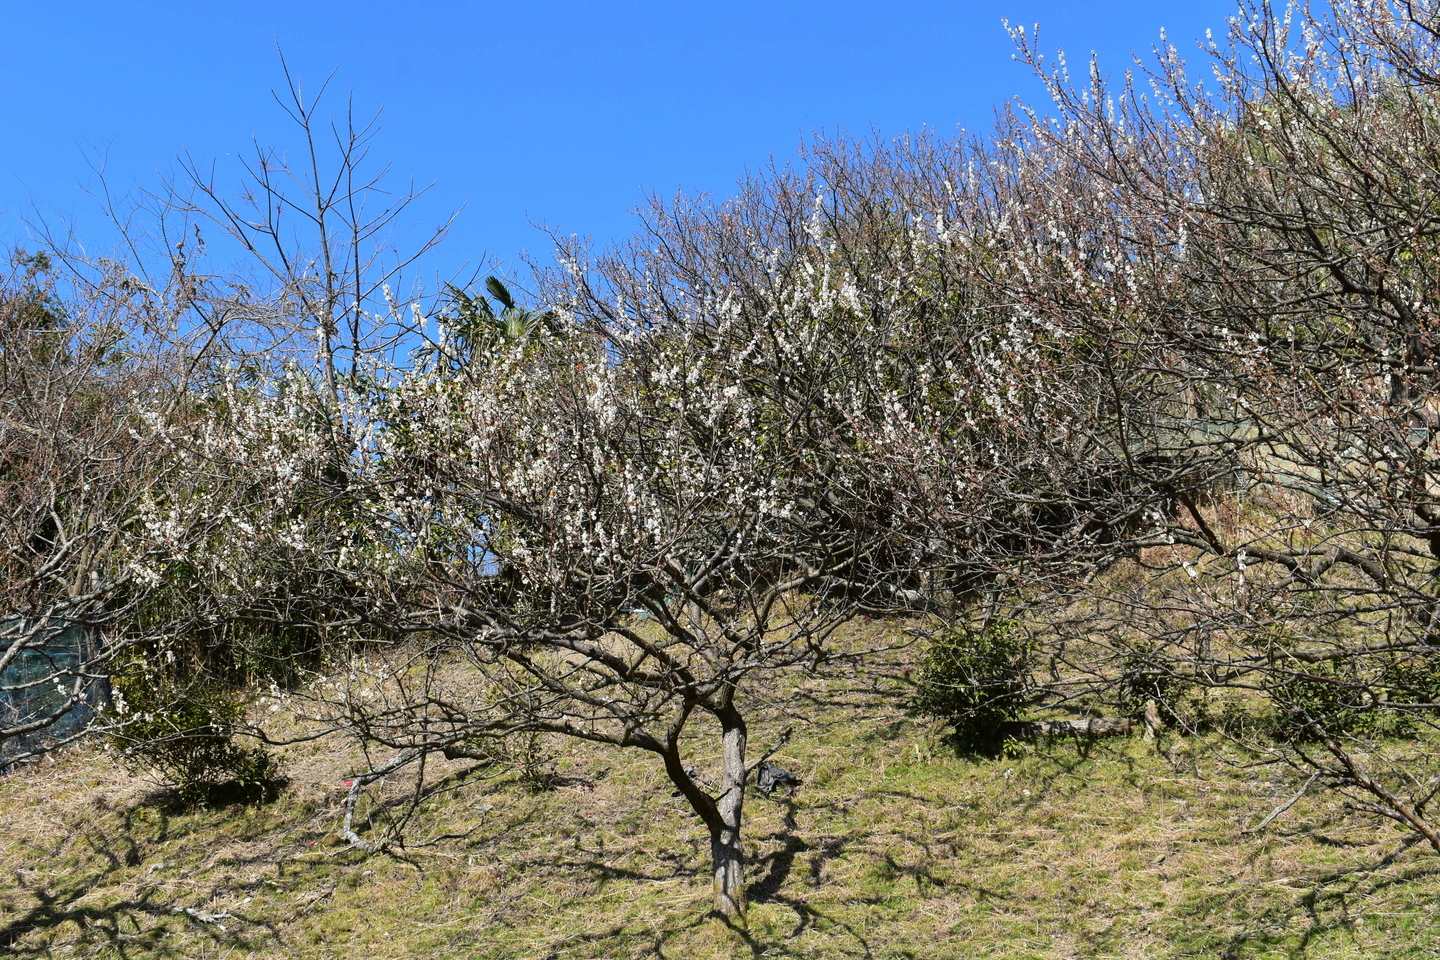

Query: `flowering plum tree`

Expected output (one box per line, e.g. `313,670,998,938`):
327,315,894,918
313,125,1203,915
995,0,1440,848
0,253,267,765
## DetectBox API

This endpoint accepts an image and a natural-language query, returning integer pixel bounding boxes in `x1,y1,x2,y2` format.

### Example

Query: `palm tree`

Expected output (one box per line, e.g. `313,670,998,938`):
430,277,560,370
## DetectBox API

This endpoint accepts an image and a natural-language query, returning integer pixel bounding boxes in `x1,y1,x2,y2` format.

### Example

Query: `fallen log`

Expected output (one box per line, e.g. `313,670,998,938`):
999,717,1134,739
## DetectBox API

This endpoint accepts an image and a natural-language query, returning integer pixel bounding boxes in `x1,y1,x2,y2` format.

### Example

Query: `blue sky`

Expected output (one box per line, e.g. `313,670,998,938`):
2,0,1240,289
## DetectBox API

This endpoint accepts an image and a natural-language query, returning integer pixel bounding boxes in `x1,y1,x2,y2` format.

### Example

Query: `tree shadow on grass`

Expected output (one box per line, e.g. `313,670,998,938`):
147,775,288,814
741,790,1003,959
0,803,286,958
522,789,884,959
531,912,713,960
534,898,881,960
1182,835,1440,959
750,834,811,905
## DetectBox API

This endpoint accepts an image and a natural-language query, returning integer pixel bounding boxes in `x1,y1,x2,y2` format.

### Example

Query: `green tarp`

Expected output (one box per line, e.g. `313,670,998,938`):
0,621,105,763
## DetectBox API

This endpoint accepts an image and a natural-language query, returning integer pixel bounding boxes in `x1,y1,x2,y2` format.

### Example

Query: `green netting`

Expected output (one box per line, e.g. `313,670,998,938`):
0,621,104,763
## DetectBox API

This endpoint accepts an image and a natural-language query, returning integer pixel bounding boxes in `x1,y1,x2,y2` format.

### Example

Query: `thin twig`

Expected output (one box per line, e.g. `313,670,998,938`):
1243,771,1320,835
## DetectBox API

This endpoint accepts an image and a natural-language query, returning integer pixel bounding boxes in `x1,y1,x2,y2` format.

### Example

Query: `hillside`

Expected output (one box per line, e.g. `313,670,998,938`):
2,622,1437,960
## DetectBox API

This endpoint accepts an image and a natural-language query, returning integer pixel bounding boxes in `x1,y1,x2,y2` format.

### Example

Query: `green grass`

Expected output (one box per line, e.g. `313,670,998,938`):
3,631,1440,958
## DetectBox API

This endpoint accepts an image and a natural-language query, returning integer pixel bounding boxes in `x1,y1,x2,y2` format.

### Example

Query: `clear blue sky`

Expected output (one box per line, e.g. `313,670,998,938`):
2,0,1240,287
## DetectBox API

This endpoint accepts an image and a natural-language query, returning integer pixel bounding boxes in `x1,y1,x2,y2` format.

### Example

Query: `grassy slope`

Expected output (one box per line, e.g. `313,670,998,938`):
2,621,1439,959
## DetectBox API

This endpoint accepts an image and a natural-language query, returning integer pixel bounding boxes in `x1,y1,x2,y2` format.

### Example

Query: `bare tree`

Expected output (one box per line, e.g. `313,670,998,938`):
167,51,454,403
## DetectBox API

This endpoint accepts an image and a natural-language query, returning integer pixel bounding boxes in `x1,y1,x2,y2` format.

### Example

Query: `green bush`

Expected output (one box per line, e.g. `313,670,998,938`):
109,651,279,806
1117,646,1181,721
1266,659,1412,743
1383,648,1440,715
1116,647,1225,733
913,618,1031,754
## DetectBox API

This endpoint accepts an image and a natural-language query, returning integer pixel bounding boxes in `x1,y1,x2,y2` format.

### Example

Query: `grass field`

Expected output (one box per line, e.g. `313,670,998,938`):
3,623,1439,959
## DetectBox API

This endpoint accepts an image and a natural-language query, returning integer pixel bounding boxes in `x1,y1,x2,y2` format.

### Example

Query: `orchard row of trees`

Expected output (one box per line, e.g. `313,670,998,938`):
9,0,1440,919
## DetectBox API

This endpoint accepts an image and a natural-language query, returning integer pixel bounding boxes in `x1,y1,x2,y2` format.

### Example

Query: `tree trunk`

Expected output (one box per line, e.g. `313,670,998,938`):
711,823,746,921
999,717,1134,738
711,712,748,921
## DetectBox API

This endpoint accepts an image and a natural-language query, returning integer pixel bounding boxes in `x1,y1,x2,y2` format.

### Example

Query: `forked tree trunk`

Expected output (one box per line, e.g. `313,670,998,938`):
711,713,748,921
